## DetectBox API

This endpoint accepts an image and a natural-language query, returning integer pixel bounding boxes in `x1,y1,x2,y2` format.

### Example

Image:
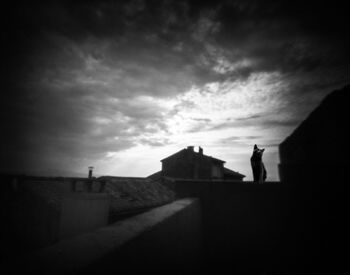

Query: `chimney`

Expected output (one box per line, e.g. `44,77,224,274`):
187,146,194,152
88,166,94,179
199,146,203,155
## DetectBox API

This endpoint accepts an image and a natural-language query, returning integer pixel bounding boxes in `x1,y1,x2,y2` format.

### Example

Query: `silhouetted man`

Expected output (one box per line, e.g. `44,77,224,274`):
250,144,267,183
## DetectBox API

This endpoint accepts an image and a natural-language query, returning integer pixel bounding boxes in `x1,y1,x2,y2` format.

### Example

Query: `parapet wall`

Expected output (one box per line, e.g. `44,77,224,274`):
59,193,110,239
8,198,201,274
168,180,298,273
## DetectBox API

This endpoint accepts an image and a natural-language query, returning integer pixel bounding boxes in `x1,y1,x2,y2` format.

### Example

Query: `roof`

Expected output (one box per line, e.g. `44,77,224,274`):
7,176,73,212
279,84,349,164
160,149,186,162
161,147,226,163
281,85,348,148
147,171,162,181
148,169,246,180
99,176,176,215
223,167,245,178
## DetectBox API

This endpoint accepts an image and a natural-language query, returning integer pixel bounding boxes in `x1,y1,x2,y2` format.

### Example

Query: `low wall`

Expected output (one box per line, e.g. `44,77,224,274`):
60,194,110,239
169,179,344,273
8,198,201,274
1,190,111,260
4,192,61,253
167,180,298,273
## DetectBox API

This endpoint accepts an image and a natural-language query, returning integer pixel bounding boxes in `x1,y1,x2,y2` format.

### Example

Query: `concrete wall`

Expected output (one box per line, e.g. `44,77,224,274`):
59,194,110,239
1,179,111,260
4,191,61,255
8,198,201,274
167,178,344,273
167,180,299,273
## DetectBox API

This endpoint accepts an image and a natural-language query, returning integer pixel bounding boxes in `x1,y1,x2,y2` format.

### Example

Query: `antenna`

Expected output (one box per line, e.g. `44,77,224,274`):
88,166,94,179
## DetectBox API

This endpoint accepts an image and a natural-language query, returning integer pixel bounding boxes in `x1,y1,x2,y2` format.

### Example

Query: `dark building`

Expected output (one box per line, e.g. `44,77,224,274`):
278,85,349,273
279,85,348,184
160,146,245,180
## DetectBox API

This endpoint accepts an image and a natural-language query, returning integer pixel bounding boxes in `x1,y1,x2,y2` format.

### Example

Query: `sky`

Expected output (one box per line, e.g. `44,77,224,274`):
2,0,350,180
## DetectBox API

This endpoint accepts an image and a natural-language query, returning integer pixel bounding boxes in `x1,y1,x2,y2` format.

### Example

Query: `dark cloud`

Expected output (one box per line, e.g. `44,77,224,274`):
206,114,300,132
190,118,211,122
221,135,261,143
139,138,171,147
210,0,350,86
259,143,279,148
6,1,350,91
220,136,279,151
235,115,262,121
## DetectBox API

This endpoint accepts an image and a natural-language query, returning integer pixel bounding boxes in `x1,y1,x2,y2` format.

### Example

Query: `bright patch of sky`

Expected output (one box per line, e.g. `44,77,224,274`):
91,71,290,180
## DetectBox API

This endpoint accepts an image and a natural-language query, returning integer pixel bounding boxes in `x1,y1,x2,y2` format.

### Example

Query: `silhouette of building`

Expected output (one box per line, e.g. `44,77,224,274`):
159,146,245,180
279,85,348,184
278,85,349,273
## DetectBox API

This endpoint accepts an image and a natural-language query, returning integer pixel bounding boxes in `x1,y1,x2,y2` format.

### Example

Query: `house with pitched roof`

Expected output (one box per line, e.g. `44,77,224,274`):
155,146,245,181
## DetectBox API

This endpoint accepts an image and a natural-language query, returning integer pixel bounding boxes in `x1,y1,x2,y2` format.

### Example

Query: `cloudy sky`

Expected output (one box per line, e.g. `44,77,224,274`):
2,0,350,180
